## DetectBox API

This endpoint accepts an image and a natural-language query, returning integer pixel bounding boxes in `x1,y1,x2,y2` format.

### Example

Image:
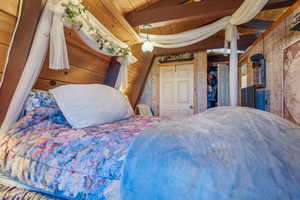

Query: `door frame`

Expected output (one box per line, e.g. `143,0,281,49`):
157,61,197,115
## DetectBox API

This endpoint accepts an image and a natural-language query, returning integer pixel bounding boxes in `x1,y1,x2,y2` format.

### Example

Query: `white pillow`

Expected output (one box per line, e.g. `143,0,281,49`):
49,84,134,128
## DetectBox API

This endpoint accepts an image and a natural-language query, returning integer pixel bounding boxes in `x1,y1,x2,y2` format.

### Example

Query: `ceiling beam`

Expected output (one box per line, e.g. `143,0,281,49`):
240,19,274,30
263,0,297,10
208,54,242,64
153,34,257,56
83,0,140,44
126,0,295,27
126,0,243,27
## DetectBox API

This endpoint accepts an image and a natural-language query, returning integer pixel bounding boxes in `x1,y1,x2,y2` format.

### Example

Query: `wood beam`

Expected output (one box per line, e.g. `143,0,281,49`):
126,0,243,27
154,34,257,56
0,0,46,125
208,54,242,64
240,0,300,61
240,19,274,30
83,0,140,44
127,51,154,107
126,0,294,27
264,0,297,10
104,57,121,87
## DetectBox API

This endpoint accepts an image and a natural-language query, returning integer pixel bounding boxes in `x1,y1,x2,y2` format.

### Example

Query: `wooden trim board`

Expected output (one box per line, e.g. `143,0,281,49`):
0,0,46,125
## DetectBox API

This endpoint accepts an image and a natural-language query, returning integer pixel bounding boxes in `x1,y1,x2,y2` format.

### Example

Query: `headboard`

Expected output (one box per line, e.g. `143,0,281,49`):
34,28,112,91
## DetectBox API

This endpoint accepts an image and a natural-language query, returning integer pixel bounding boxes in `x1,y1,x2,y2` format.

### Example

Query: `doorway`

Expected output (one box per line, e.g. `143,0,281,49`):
159,64,194,119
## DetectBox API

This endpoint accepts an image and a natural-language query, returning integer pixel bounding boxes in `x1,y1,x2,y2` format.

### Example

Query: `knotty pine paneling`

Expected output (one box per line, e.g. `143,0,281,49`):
0,11,17,45
39,58,106,84
66,43,110,74
35,34,111,91
0,0,19,17
0,44,8,72
0,0,19,83
34,79,71,90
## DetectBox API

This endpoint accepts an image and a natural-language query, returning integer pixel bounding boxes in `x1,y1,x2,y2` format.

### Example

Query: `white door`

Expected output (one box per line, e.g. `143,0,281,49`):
159,64,194,119
218,64,230,106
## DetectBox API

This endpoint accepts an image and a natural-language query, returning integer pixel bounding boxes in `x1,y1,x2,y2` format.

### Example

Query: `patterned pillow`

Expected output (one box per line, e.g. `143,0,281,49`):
24,90,57,114
22,90,67,124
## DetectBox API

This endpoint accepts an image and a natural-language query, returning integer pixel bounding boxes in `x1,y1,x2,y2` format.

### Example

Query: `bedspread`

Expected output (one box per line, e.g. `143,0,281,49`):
122,107,300,200
0,105,164,200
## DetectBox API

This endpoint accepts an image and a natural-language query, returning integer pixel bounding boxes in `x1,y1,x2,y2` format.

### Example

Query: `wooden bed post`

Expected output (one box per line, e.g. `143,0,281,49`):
104,57,121,88
0,0,46,125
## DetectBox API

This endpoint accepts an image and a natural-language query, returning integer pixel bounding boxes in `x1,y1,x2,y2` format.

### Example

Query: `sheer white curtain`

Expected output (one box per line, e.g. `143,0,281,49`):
0,3,53,134
0,0,136,133
140,0,268,106
140,17,231,48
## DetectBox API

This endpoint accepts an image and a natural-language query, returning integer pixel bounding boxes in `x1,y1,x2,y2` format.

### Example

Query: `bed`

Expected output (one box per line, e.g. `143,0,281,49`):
0,89,165,200
0,87,300,200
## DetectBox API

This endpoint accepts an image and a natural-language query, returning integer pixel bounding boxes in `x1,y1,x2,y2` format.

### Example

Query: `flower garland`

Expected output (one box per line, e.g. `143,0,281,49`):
57,0,131,57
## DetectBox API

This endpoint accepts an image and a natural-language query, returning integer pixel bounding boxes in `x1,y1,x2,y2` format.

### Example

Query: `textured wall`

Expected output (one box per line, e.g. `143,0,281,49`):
239,6,300,117
194,51,208,112
0,0,19,81
139,51,208,115
139,57,160,115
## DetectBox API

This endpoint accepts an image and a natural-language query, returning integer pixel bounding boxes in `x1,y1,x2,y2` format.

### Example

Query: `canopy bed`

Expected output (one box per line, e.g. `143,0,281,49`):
0,0,299,200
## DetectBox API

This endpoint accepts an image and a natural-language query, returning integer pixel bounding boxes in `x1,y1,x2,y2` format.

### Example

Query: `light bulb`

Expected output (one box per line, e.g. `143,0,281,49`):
141,41,154,53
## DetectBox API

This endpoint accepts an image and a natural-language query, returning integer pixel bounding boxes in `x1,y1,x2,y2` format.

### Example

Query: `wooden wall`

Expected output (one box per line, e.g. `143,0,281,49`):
0,0,19,82
194,51,208,113
239,3,300,117
34,29,112,90
0,0,112,91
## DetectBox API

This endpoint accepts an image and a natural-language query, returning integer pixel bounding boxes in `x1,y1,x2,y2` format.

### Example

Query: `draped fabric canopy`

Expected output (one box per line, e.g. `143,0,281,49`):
140,0,268,106
0,0,136,133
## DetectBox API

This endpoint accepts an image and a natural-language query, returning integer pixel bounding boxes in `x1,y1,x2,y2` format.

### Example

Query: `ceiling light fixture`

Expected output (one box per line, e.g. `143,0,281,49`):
141,24,154,53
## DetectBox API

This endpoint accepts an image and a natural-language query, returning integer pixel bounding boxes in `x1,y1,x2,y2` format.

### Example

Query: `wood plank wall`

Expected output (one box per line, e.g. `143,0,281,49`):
0,0,19,81
34,29,112,90
0,1,112,91
126,44,155,106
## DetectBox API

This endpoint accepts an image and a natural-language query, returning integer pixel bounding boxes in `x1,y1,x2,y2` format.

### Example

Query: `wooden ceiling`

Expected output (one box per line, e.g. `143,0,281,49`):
124,1,292,36
104,0,294,105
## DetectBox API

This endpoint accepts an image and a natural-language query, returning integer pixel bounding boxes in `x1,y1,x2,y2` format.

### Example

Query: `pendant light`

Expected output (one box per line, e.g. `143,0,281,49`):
141,24,154,53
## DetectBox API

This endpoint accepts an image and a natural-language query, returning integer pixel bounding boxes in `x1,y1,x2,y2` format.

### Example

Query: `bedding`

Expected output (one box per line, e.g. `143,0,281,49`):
49,84,134,128
0,184,56,200
0,182,58,200
23,90,56,115
122,107,300,200
0,105,164,200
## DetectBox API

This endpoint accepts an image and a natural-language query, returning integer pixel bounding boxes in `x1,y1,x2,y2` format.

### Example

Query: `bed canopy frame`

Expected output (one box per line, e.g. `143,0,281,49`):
0,0,269,133
0,0,137,133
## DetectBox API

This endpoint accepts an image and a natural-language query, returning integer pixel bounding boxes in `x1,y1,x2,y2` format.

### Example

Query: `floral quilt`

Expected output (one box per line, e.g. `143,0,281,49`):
0,183,57,200
0,105,164,200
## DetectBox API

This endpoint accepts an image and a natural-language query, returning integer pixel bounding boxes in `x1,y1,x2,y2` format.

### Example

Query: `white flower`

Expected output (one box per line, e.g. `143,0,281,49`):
70,0,82,5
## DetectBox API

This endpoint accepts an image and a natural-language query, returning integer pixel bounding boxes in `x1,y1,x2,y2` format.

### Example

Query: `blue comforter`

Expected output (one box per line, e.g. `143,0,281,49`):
121,107,300,200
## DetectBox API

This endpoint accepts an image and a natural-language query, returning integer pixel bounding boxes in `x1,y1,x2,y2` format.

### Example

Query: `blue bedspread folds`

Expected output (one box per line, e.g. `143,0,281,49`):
121,107,300,200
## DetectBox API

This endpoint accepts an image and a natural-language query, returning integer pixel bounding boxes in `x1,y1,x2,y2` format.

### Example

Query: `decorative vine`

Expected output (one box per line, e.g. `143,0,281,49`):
58,0,131,57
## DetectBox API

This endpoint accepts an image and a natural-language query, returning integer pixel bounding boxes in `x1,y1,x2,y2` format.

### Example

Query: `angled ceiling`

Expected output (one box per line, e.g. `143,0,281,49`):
81,0,295,105
107,0,293,51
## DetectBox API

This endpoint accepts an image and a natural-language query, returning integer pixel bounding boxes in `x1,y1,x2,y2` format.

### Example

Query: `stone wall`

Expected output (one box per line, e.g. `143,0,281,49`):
239,6,300,117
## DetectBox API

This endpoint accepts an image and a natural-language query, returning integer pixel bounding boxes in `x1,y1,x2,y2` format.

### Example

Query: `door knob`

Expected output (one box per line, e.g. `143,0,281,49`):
190,105,193,109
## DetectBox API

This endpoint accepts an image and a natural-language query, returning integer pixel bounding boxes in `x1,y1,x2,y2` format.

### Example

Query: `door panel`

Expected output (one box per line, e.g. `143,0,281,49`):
159,64,194,119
